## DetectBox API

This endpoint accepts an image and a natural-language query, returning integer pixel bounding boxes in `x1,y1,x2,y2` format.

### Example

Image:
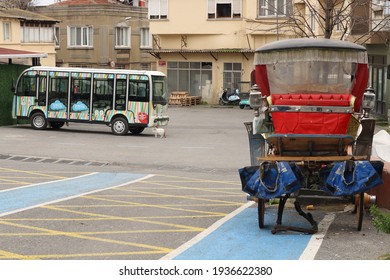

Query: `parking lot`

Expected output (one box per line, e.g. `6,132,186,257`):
0,106,250,260
0,166,245,260
0,106,390,261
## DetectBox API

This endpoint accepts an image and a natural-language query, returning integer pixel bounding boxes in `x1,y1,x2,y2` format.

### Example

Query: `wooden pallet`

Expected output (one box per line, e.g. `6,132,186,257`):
169,92,188,105
181,96,202,106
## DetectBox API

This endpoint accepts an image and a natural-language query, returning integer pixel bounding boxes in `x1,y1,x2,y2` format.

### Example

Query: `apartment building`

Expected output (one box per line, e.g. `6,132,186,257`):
148,0,390,117
367,0,390,119
35,0,154,70
0,7,58,66
148,0,298,104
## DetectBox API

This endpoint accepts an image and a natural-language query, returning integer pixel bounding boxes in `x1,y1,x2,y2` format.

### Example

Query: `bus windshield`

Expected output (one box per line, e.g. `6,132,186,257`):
152,76,168,105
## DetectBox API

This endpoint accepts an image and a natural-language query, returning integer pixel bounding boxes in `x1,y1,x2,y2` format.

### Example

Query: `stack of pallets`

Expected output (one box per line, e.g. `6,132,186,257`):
169,92,188,105
169,92,202,106
181,96,202,106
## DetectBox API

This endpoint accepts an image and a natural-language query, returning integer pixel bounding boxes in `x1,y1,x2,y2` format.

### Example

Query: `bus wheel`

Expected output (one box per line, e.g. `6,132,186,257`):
129,127,144,135
111,117,129,135
50,122,65,129
30,112,47,130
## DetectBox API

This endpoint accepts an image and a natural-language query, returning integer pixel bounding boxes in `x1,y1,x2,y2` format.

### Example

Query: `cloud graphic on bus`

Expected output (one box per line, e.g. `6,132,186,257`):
72,101,88,112
49,100,66,111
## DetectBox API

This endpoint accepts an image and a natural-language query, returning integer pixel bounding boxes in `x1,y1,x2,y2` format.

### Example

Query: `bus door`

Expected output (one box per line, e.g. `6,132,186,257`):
69,72,91,121
48,71,69,120
114,74,127,111
92,73,114,122
14,70,47,118
128,74,149,125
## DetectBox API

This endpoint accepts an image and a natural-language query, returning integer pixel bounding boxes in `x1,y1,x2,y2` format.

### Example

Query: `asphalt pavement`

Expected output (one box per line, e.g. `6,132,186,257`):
0,105,389,261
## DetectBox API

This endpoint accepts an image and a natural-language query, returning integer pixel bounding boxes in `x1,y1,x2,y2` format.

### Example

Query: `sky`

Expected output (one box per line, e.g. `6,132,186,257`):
34,0,58,6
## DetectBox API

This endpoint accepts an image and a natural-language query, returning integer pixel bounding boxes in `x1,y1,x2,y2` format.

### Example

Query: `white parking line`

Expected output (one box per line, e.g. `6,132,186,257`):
299,213,336,260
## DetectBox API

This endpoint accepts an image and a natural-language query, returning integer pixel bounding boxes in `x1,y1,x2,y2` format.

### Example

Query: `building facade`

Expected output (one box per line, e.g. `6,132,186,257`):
148,0,335,104
0,7,58,66
35,0,154,70
367,0,390,119
149,0,390,118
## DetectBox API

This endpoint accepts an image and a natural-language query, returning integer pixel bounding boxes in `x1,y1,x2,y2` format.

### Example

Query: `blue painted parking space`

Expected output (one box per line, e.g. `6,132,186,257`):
172,206,321,260
0,172,149,216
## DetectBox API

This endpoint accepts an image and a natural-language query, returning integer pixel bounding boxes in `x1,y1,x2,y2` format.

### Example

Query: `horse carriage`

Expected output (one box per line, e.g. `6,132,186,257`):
239,38,384,234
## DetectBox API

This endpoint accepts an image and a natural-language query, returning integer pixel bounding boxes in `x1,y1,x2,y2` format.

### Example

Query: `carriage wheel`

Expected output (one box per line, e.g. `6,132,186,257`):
258,199,265,229
356,193,364,231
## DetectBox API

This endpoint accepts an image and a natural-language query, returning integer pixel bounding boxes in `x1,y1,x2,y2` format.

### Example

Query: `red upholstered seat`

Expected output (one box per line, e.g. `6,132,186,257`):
270,93,353,134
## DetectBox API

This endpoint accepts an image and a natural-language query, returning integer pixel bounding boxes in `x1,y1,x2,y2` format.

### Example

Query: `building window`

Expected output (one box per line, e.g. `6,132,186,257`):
223,63,241,92
115,26,131,48
140,28,152,49
309,10,316,31
120,0,147,6
208,0,242,19
149,0,168,19
369,55,387,117
54,26,60,48
258,0,292,17
67,26,93,48
167,62,212,97
3,22,10,41
385,1,390,15
21,22,54,43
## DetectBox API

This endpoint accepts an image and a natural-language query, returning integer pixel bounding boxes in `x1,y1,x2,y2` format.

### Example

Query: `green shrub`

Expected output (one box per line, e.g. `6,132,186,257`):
370,205,390,234
0,64,28,126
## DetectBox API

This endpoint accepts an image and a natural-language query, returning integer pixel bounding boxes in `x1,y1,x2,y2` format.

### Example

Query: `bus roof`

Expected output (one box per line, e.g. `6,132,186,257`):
256,38,366,53
26,66,166,77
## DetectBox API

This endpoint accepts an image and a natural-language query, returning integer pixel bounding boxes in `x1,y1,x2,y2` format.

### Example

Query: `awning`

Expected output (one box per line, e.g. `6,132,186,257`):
0,47,48,59
148,48,254,61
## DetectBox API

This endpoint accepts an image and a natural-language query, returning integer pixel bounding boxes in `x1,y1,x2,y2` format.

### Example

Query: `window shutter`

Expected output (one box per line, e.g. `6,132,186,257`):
208,0,215,14
161,0,168,17
149,0,159,17
233,0,241,15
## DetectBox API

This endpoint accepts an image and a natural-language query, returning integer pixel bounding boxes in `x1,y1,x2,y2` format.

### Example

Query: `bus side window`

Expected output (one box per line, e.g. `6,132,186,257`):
128,81,148,102
37,76,47,106
17,75,36,97
138,83,147,97
129,81,137,96
71,78,90,112
115,79,127,110
49,76,68,111
92,78,114,111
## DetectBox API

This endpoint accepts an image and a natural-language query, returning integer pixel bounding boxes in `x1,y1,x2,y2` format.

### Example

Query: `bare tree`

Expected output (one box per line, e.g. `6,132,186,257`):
247,0,390,44
0,0,35,9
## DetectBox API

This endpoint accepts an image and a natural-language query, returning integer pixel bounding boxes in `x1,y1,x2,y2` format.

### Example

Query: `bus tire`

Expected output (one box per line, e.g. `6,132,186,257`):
129,127,144,135
30,112,47,130
50,122,65,129
111,117,129,135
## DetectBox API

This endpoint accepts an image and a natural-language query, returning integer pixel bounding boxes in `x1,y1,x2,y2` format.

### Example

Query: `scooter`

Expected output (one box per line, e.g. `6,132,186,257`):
237,81,252,109
239,91,251,109
219,88,240,106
